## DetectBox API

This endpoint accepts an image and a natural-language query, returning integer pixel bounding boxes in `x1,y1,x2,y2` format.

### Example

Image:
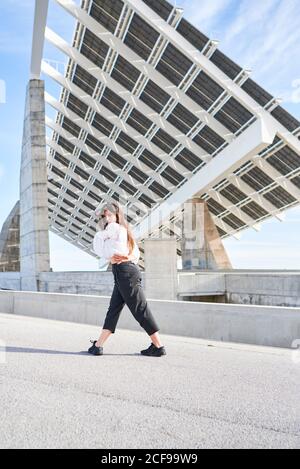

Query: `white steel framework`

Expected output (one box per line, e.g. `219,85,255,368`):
30,0,300,264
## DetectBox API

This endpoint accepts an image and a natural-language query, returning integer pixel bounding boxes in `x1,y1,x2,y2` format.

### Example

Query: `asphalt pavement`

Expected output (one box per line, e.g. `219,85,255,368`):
0,312,299,449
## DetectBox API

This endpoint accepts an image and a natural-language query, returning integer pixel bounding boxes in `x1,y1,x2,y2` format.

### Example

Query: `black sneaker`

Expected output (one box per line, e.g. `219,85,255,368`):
141,344,166,357
140,343,156,355
88,340,103,356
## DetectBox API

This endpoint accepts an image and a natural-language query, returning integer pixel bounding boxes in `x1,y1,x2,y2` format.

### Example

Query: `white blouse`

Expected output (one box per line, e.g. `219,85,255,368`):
93,222,140,264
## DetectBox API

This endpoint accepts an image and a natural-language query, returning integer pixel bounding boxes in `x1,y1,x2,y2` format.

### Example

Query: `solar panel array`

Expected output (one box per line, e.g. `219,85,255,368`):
43,0,300,266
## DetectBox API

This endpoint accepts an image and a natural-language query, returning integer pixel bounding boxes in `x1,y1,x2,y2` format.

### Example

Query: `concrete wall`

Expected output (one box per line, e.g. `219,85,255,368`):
0,270,144,296
38,271,123,296
1,270,300,308
179,272,226,297
225,272,300,307
0,272,21,291
178,271,300,307
0,290,300,349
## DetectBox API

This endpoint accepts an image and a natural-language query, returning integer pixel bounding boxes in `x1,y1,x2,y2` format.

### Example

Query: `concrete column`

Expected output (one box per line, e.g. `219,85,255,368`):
19,79,50,291
144,238,178,300
181,198,232,271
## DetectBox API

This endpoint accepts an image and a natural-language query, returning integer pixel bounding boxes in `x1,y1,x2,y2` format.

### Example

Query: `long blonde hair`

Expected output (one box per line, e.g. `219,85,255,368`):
99,202,135,255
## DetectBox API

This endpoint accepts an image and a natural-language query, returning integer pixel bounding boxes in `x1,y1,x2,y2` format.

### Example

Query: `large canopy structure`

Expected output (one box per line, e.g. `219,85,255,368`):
31,0,300,266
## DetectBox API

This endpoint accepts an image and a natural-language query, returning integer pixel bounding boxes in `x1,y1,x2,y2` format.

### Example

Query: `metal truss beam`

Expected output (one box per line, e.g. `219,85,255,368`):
133,118,276,240
45,27,210,160
31,0,49,79
53,0,232,141
42,60,197,177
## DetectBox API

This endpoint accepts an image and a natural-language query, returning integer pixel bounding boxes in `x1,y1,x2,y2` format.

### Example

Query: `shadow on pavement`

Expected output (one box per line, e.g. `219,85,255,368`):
5,346,141,357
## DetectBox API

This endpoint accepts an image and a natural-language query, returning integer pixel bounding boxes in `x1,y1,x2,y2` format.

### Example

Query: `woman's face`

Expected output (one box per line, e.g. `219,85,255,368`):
103,209,117,224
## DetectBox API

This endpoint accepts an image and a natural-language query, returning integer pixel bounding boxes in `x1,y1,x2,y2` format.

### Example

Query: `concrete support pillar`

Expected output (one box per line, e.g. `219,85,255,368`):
19,79,50,291
0,201,20,272
181,198,232,271
144,238,178,300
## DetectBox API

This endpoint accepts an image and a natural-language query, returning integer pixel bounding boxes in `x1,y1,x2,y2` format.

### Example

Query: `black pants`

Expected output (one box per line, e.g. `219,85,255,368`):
103,261,160,336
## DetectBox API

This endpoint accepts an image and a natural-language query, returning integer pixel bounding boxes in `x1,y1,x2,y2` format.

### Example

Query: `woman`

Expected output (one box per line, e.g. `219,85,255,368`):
88,202,166,357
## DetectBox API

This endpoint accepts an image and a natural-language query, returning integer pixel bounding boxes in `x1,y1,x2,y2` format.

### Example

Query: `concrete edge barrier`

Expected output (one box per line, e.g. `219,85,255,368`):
0,290,300,349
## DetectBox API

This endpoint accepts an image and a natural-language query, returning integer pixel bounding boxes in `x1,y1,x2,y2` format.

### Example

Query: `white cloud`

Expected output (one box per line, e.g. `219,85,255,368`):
186,0,300,106
177,0,234,35
281,79,300,104
223,0,278,45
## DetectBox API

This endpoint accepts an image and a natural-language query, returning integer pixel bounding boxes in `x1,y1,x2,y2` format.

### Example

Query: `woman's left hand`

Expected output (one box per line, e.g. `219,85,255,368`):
111,254,130,264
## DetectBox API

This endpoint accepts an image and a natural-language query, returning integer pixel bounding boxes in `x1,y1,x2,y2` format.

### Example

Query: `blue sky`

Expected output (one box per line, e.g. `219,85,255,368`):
0,0,300,271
